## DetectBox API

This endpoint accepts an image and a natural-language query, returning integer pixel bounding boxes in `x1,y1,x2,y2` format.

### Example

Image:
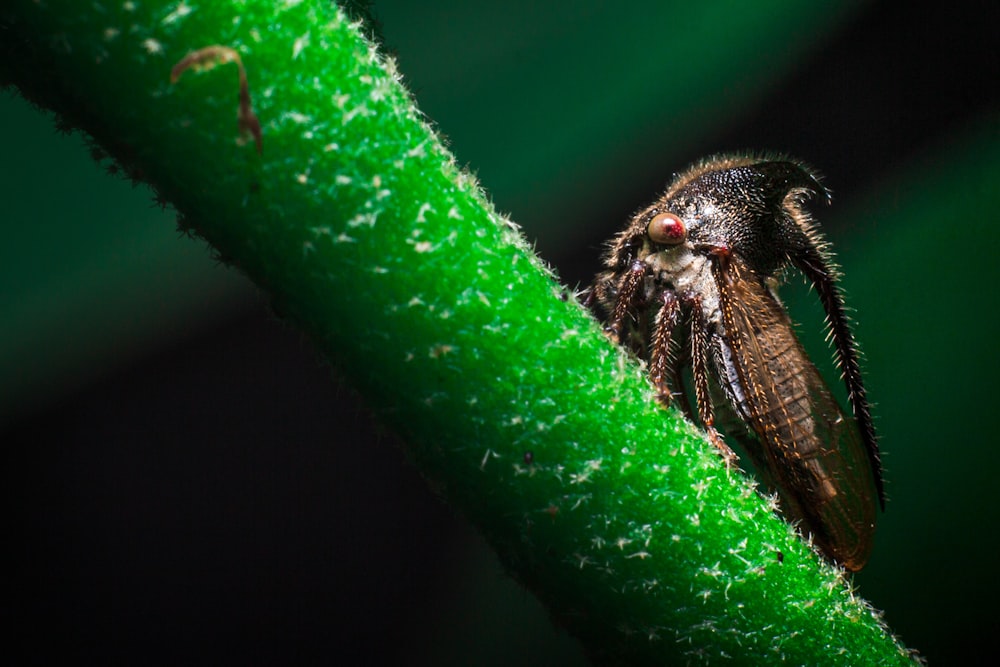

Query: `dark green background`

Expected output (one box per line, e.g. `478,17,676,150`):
3,1,997,664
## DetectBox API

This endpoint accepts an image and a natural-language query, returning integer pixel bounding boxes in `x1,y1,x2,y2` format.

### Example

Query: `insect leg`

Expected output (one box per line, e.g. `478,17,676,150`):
605,259,647,344
793,248,884,508
689,296,739,468
648,290,680,404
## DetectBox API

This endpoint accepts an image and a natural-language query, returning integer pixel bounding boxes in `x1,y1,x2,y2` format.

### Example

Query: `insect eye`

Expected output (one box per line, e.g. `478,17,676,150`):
647,212,687,245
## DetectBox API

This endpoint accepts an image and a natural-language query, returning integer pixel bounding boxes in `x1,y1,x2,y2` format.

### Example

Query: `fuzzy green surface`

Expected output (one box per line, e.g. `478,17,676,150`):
1,1,915,664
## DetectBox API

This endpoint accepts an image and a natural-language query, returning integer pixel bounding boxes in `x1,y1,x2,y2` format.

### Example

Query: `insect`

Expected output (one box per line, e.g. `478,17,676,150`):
588,154,884,571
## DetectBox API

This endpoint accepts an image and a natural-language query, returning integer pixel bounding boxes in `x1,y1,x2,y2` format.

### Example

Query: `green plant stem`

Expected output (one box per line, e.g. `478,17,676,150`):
1,1,917,663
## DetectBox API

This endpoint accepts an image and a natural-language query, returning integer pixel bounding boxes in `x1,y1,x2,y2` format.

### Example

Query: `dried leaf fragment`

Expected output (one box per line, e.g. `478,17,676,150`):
171,45,262,154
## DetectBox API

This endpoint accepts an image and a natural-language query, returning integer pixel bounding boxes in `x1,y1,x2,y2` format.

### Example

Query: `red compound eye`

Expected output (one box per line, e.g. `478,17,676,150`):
647,212,686,245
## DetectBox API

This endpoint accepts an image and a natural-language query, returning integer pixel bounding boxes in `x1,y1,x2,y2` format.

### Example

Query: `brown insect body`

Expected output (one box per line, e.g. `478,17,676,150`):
590,154,884,571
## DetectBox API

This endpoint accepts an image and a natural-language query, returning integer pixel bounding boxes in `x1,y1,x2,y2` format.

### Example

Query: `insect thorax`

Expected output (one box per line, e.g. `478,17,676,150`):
643,246,722,328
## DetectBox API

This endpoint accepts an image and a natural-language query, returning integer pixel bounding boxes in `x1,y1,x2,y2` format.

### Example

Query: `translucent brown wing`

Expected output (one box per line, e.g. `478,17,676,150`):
713,257,877,570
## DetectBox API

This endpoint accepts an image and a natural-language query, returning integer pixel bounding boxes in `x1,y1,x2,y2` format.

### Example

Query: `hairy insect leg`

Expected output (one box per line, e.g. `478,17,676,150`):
794,248,884,508
605,260,647,344
648,290,681,404
689,297,739,468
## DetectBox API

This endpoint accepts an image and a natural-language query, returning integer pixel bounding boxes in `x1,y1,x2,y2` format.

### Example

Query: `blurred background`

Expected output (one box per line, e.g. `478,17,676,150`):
3,0,997,664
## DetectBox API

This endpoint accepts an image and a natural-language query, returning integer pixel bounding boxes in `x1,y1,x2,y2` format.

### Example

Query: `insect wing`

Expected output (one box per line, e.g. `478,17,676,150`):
715,258,877,570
